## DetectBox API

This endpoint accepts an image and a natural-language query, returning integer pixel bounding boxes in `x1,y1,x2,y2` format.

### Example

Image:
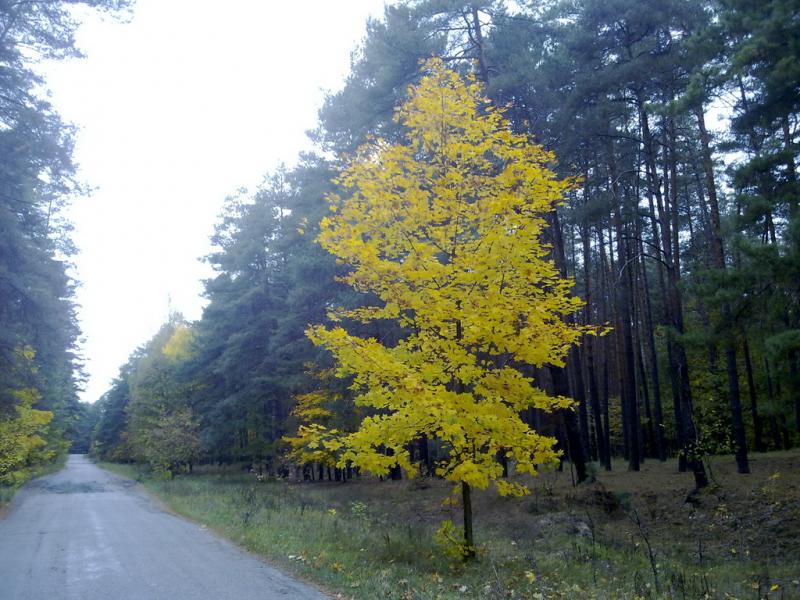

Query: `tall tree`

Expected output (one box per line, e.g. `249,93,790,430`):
306,60,594,555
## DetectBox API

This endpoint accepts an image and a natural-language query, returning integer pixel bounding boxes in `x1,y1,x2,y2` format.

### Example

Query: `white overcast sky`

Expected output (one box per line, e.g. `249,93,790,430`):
41,0,388,402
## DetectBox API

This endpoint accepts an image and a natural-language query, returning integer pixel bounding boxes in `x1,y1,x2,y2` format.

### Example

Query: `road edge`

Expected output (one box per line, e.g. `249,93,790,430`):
93,461,334,600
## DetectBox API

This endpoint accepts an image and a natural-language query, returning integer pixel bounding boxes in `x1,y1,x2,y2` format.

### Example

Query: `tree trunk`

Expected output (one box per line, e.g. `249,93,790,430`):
469,7,490,85
764,358,783,450
742,338,764,452
607,144,640,471
638,339,655,458
549,209,589,480
695,105,749,474
784,116,799,220
553,365,589,482
597,225,613,470
664,119,707,488
790,350,800,433
637,234,667,460
582,215,608,466
572,346,591,458
462,481,475,559
418,434,432,476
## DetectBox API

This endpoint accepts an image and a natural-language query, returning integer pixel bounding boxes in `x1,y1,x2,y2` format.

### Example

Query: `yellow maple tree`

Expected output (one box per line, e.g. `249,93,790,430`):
306,58,593,555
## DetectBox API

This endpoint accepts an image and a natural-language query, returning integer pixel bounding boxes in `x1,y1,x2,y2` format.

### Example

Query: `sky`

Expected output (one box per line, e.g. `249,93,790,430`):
41,0,389,402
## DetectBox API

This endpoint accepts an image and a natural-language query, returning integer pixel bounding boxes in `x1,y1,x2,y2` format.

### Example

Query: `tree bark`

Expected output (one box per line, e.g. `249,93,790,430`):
607,143,640,471
664,118,708,488
469,7,490,84
582,212,608,466
636,234,667,460
462,481,475,559
742,338,764,452
597,225,613,470
553,365,589,482
548,209,589,480
790,350,800,433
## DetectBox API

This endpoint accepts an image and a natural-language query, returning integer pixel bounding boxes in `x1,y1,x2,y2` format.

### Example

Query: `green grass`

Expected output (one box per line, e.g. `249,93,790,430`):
97,460,800,600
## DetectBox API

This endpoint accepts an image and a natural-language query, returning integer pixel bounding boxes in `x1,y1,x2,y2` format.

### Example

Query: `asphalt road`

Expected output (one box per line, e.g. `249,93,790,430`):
0,455,328,600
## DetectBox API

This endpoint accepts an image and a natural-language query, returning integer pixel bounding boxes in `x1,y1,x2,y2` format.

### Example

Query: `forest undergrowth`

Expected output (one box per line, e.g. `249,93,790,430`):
100,451,800,600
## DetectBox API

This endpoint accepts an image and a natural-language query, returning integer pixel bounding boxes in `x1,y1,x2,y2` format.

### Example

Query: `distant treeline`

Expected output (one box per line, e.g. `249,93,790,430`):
90,0,799,483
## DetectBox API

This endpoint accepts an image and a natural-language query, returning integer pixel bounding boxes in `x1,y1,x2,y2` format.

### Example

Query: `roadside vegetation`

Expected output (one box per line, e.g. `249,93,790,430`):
101,451,800,600
0,454,67,508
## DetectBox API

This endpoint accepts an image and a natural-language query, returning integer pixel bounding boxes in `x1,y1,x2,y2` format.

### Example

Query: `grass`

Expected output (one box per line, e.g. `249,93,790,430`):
98,452,800,600
0,453,68,509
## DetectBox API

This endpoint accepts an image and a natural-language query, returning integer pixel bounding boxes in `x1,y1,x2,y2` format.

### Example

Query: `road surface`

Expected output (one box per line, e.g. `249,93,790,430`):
0,455,328,599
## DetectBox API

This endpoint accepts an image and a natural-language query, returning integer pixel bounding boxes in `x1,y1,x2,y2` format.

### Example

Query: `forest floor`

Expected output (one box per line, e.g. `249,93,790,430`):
100,450,800,600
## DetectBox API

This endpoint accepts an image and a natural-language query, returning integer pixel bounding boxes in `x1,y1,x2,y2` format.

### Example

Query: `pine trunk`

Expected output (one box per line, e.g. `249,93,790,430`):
742,339,764,452
608,144,640,471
